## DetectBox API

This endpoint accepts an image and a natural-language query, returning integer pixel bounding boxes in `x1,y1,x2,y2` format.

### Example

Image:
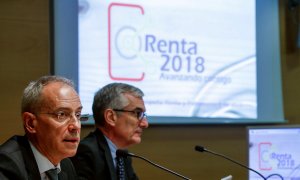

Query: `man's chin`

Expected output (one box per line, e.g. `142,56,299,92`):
63,149,77,158
62,144,79,156
132,137,142,144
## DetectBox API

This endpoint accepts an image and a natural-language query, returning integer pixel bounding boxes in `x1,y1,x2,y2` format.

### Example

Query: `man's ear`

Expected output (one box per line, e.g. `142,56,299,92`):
104,109,117,127
23,112,37,133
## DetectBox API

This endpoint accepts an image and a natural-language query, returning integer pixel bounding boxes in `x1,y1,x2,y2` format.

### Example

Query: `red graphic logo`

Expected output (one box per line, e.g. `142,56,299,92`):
108,3,145,81
258,142,272,170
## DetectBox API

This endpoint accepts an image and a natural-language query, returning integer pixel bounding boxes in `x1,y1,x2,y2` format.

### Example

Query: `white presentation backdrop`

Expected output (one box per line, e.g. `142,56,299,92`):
78,0,257,122
52,0,285,124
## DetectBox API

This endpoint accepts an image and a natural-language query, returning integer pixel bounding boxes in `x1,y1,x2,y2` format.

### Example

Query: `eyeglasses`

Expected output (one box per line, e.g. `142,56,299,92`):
113,109,147,121
38,110,88,123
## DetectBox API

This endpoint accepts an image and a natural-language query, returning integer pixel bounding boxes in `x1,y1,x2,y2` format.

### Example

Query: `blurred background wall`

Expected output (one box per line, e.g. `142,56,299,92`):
0,0,299,179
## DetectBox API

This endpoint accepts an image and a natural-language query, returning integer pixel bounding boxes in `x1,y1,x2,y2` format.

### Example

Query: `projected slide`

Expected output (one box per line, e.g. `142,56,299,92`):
78,0,257,121
248,128,300,180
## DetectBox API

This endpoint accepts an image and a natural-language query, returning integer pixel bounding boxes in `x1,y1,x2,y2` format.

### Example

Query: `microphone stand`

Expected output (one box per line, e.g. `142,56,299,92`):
195,145,267,180
127,153,191,180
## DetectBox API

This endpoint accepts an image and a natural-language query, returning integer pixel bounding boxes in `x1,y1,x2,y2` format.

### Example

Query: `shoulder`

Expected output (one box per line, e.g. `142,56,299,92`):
0,135,27,162
78,129,108,152
0,136,21,153
70,129,110,169
0,136,28,180
70,130,114,180
60,158,78,180
61,158,76,172
80,131,98,145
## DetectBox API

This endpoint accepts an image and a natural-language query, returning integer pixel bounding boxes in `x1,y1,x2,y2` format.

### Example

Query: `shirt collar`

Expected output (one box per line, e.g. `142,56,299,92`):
104,135,118,167
29,141,61,174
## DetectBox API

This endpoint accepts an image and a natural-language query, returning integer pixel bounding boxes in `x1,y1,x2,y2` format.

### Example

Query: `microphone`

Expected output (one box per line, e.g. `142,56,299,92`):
195,145,267,180
116,149,192,180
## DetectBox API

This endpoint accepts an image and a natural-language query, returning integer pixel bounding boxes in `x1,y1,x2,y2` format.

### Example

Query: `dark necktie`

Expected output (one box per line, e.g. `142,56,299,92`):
45,168,58,180
116,157,125,180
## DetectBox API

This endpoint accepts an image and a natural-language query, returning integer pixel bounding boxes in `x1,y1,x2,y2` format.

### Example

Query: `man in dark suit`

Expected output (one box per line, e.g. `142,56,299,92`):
0,75,84,180
71,83,149,180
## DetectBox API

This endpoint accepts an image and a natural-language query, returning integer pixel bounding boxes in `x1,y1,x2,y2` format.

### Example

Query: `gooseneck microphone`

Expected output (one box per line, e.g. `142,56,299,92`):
116,149,192,180
195,145,267,180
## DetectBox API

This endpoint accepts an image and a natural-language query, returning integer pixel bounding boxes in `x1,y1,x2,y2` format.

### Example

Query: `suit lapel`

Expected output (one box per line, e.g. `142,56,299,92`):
95,129,118,180
17,136,41,180
58,170,67,180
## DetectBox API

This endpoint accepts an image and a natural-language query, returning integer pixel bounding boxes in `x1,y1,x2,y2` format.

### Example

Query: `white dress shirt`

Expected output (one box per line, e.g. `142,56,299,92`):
29,141,61,180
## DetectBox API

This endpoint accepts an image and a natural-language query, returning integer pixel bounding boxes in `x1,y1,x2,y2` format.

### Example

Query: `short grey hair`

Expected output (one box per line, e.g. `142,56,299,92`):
92,83,144,127
21,75,75,114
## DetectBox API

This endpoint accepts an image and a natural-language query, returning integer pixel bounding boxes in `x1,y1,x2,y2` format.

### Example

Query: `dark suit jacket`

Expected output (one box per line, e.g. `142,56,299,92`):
0,135,78,180
71,128,139,180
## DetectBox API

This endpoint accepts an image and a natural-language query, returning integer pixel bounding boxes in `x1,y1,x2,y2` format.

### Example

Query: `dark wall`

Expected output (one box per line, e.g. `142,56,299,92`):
0,0,299,179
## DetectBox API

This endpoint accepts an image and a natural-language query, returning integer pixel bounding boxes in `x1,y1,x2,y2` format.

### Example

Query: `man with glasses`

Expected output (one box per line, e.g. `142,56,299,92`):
0,75,85,180
71,83,149,180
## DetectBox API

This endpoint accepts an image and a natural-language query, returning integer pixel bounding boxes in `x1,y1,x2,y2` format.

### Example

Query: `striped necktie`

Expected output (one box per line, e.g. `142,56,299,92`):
116,157,125,180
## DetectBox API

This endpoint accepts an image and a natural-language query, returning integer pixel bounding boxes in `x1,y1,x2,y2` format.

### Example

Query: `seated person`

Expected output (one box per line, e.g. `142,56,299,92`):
71,83,149,180
0,75,84,180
